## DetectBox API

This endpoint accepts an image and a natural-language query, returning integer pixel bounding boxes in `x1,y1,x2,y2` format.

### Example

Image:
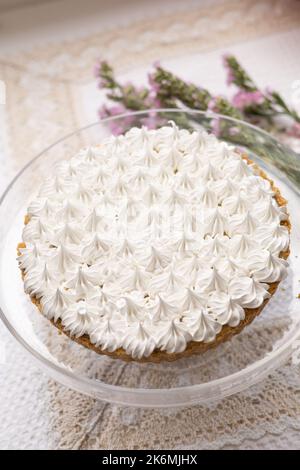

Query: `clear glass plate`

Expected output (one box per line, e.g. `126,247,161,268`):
1,109,300,408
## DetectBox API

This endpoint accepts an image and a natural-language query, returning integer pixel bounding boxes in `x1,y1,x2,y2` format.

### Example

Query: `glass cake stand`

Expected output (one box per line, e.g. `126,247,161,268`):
1,109,300,408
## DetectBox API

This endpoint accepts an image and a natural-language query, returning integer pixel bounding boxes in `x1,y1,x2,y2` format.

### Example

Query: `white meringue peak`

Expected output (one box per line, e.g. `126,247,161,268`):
228,211,257,236
82,233,111,262
90,318,124,352
178,287,207,311
150,294,178,322
211,178,239,201
51,244,80,272
27,198,54,218
65,265,100,296
41,287,73,322
150,266,187,294
255,197,287,223
120,264,150,292
248,250,288,283
123,322,156,359
197,266,228,293
229,234,257,258
62,299,100,337
229,276,270,308
202,234,228,258
195,185,218,208
18,243,45,272
208,292,245,327
200,161,221,181
58,200,83,221
117,294,144,322
224,157,253,179
74,181,94,204
24,262,59,298
22,217,52,242
183,308,221,343
55,222,82,244
255,223,289,254
141,245,171,272
204,208,227,237
156,319,191,353
222,192,249,215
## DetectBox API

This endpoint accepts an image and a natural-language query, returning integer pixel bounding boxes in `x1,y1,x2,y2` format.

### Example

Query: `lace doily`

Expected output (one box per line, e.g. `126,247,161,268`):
1,0,300,450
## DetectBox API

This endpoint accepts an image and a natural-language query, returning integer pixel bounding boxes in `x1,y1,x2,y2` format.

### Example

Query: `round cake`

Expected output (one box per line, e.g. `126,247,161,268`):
18,123,290,362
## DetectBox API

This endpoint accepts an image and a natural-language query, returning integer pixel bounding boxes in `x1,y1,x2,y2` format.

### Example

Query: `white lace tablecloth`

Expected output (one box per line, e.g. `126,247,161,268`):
1,0,300,450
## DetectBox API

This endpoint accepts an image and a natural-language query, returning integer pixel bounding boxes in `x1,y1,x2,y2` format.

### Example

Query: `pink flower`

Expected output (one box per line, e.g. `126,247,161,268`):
99,104,121,120
142,115,158,130
99,104,133,135
207,96,226,113
109,122,126,135
141,111,163,130
153,60,161,69
107,104,127,116
93,62,101,78
225,69,235,86
208,98,218,112
124,113,135,127
94,61,108,87
222,54,234,85
146,90,161,108
232,90,264,109
287,122,300,138
123,81,133,88
228,126,239,136
222,53,231,67
152,97,162,108
211,117,220,137
98,105,109,119
148,72,160,93
108,112,135,136
264,86,275,100
123,81,146,93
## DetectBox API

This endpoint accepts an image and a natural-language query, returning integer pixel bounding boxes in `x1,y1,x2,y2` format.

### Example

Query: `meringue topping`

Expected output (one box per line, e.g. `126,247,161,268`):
19,123,289,358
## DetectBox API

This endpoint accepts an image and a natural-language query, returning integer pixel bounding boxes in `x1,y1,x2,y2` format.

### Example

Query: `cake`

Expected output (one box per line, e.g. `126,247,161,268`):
17,123,290,362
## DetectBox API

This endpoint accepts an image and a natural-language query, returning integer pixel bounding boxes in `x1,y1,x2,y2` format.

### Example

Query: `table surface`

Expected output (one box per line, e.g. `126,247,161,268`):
0,0,300,450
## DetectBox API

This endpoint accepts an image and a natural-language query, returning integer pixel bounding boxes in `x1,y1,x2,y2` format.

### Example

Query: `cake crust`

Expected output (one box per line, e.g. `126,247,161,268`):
18,155,290,363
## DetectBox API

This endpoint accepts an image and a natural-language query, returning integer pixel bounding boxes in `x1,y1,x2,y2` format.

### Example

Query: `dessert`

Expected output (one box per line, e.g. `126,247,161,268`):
17,123,290,362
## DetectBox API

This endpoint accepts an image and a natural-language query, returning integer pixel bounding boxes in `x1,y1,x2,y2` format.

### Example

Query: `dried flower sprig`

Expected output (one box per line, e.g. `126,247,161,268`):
223,54,300,124
95,60,245,134
95,55,300,138
96,61,189,132
151,64,243,121
149,65,211,110
96,61,153,112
